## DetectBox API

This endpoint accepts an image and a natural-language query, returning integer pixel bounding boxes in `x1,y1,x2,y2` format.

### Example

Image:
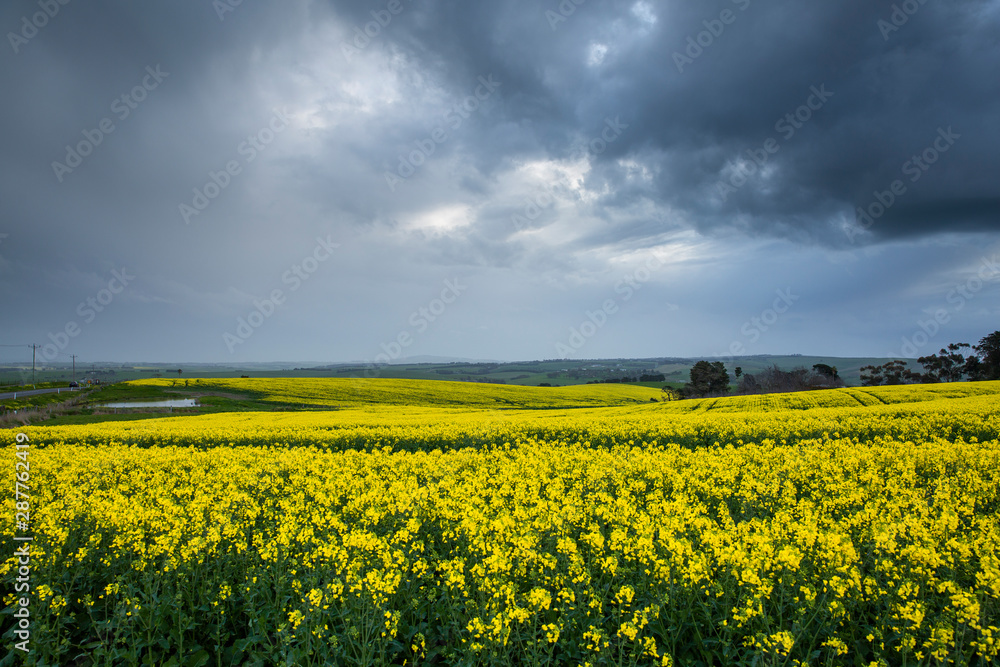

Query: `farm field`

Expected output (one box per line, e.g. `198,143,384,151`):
3,379,999,666
0,353,909,390
127,376,668,409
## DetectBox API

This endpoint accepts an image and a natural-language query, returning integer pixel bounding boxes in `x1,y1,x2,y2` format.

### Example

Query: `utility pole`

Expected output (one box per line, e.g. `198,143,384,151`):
72,354,76,383
31,344,35,386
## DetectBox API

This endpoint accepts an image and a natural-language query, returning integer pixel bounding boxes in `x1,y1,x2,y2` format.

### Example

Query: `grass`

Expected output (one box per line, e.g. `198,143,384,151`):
0,388,90,412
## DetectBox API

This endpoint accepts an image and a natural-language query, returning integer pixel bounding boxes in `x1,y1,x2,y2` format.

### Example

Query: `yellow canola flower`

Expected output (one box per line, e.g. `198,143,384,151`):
0,378,997,664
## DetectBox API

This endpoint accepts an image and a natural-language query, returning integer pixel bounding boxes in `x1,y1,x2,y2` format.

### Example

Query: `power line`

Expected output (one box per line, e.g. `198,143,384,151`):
0,344,88,388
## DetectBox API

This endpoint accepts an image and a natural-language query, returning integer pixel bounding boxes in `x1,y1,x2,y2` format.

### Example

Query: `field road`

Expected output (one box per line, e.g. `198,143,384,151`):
0,387,79,400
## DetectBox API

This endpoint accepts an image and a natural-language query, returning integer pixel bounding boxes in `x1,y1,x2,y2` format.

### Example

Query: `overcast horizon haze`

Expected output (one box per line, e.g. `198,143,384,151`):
2,0,999,367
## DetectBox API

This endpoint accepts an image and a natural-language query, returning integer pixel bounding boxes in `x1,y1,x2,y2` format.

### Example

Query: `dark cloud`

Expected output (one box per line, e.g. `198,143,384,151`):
0,0,997,364
344,0,1000,244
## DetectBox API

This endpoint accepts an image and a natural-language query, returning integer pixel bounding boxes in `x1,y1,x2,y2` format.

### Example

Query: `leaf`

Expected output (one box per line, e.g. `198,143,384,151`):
185,649,210,667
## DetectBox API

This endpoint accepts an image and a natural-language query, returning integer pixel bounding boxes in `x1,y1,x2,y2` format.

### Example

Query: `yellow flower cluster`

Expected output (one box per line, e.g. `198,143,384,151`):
0,380,997,665
10,380,1000,455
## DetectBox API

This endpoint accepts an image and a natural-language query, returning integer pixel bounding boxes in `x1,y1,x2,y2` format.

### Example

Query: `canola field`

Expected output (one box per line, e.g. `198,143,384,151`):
3,379,1000,666
127,376,668,409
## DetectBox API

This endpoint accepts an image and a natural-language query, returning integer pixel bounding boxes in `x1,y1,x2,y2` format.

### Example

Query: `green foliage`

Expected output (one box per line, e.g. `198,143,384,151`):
683,360,730,397
812,363,838,379
974,330,1000,380
860,360,912,386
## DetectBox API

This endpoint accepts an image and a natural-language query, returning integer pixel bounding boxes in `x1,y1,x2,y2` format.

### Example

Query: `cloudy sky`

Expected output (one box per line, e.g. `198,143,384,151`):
1,0,998,365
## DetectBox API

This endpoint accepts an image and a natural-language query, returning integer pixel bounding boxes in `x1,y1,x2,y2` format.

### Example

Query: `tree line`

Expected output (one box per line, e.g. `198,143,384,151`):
665,330,1000,398
860,331,1000,386
666,361,844,399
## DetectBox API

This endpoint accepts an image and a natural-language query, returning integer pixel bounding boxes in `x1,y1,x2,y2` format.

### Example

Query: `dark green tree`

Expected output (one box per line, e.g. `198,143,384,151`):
859,364,883,387
917,343,972,383
683,361,730,397
812,364,839,380
974,330,1000,380
881,360,911,385
861,360,914,386
964,355,986,381
660,387,682,401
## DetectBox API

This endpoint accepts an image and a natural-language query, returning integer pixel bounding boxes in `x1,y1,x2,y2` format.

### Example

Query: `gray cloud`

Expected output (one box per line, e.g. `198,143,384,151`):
0,0,997,364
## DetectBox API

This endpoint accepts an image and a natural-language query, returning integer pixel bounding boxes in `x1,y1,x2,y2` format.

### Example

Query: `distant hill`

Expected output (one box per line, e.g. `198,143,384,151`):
310,355,914,389
695,355,915,388
2,355,918,388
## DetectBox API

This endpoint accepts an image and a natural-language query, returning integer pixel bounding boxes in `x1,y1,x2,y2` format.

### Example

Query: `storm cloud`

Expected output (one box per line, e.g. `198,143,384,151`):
1,0,998,364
